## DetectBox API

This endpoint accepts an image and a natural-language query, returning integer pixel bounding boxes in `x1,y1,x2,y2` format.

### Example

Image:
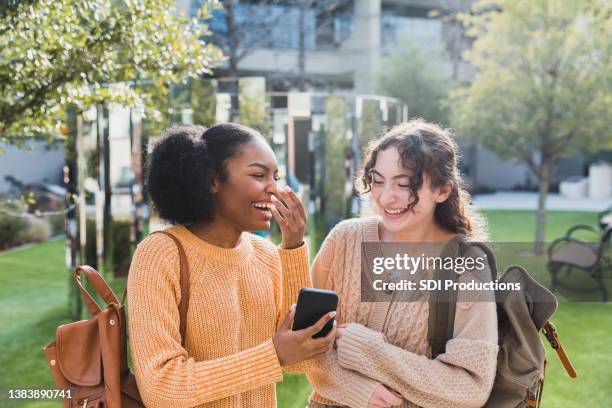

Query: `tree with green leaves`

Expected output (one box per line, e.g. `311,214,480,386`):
379,39,452,125
1,0,224,320
322,96,348,228
452,0,611,252
0,0,223,146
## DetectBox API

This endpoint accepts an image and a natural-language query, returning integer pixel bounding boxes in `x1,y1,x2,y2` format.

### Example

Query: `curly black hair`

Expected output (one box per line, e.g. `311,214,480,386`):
145,123,262,224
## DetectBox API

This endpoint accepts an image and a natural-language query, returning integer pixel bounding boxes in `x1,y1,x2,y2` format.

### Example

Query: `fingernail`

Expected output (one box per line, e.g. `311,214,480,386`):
285,185,292,192
330,311,336,318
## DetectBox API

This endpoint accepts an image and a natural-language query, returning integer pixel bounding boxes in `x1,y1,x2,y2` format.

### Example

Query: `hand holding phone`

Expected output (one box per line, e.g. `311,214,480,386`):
272,288,338,366
292,288,338,338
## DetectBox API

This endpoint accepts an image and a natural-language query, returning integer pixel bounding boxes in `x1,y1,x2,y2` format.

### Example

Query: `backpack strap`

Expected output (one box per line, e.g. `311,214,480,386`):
468,242,498,281
428,238,497,358
157,231,191,347
542,321,577,378
428,236,463,358
122,230,191,347
428,292,457,359
75,265,120,316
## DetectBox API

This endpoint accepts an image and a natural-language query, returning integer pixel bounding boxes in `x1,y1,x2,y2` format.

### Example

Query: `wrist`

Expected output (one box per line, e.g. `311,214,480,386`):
271,333,285,366
337,323,383,371
281,240,304,250
341,374,382,408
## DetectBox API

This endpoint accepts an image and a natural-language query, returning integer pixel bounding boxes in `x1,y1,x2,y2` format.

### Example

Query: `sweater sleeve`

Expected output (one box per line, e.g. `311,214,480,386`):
276,242,316,374
305,227,382,407
306,349,382,408
277,242,311,326
336,248,499,408
127,235,283,408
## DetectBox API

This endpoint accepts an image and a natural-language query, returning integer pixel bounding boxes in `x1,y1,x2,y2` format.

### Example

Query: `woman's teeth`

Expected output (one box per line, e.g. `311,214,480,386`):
253,202,273,211
384,207,408,215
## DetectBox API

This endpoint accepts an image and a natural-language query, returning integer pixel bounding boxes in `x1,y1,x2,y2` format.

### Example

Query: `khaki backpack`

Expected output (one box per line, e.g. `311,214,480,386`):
43,231,190,408
428,240,577,408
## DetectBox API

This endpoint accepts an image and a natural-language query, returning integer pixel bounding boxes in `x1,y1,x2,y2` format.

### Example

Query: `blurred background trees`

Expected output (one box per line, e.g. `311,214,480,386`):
0,0,223,146
451,0,612,252
0,0,223,319
379,39,452,125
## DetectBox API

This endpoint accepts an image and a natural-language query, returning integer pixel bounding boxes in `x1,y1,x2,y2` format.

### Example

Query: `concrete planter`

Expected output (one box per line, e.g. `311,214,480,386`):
589,163,612,199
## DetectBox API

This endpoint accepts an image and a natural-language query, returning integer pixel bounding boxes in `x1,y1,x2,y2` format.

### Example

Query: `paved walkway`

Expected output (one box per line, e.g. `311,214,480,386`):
472,192,611,212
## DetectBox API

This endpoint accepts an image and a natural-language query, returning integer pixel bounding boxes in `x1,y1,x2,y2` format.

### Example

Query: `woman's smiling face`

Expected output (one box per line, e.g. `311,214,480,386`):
370,146,449,234
212,137,280,232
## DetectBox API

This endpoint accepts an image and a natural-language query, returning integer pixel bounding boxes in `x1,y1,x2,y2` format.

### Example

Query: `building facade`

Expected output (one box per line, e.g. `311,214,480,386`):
180,0,586,191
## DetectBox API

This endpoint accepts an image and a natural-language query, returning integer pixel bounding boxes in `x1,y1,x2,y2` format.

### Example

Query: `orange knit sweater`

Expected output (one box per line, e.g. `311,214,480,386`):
127,225,311,408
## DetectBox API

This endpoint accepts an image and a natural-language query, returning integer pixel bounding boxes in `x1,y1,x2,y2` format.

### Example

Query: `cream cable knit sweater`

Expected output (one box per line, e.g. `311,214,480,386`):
127,225,311,408
305,217,499,408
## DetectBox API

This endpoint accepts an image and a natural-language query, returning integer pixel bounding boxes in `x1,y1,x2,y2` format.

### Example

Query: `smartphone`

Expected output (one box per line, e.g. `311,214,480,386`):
292,288,338,338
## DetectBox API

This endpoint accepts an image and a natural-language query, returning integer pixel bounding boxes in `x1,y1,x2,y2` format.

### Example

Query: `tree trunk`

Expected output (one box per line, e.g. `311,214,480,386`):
100,106,113,279
225,0,239,120
298,0,306,91
534,159,552,254
65,107,81,321
226,0,238,78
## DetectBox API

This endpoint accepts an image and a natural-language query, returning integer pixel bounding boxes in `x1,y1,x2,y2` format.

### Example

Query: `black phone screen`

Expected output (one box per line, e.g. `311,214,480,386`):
292,288,338,338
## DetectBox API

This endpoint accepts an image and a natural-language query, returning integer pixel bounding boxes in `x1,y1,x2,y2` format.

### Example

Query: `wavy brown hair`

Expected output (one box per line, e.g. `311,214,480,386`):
357,119,487,240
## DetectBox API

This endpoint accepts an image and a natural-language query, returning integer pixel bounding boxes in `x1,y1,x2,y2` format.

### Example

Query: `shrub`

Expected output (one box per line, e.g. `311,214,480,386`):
47,214,65,236
112,220,132,277
83,218,132,276
17,217,51,244
0,201,58,250
0,213,28,250
85,219,98,268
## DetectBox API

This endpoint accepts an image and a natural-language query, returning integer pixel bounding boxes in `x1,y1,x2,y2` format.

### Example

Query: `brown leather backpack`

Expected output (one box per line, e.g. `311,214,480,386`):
43,231,190,408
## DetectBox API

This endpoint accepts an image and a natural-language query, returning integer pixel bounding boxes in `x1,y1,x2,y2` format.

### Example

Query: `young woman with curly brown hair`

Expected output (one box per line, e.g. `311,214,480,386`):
305,119,498,408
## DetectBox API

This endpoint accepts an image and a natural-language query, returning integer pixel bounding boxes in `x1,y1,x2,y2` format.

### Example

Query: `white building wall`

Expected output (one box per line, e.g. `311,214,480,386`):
472,145,537,190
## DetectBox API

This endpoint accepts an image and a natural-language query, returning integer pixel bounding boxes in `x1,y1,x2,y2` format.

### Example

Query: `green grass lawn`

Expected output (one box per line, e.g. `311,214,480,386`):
0,210,610,407
484,210,599,242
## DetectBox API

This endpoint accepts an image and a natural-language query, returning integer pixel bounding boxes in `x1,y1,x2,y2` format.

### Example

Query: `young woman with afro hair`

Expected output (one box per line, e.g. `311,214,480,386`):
127,123,335,408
